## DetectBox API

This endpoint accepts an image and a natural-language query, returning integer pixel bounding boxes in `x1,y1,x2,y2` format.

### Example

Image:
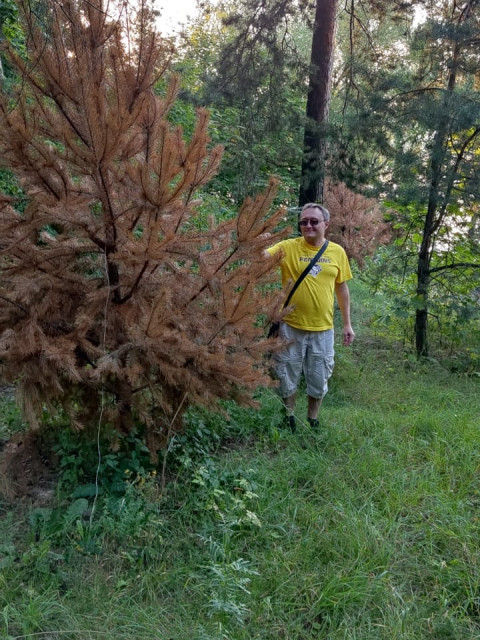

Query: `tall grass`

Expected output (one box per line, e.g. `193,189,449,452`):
1,281,480,639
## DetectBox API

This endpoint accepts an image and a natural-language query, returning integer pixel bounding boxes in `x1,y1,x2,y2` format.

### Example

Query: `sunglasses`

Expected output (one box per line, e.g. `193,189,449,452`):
299,218,324,227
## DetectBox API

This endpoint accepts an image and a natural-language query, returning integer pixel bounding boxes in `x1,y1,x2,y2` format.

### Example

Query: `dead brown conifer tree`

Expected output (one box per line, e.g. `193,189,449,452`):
0,0,287,459
324,180,392,266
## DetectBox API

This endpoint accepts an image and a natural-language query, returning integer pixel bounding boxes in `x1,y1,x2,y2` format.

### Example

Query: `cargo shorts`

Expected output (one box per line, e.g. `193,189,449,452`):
274,322,335,399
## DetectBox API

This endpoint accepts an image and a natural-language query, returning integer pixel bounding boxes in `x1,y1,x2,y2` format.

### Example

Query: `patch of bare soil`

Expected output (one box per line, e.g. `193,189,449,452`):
0,430,58,504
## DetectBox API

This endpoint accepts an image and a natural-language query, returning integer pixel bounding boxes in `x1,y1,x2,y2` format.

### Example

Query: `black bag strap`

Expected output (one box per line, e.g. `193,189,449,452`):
283,240,329,309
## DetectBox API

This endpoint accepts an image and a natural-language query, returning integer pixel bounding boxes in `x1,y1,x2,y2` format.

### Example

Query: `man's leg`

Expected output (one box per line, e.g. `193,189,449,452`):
304,329,334,428
307,395,322,420
282,393,297,432
275,324,305,432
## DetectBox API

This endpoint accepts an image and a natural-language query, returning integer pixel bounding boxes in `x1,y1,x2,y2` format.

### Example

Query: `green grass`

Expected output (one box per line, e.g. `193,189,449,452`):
1,284,480,639
0,386,25,442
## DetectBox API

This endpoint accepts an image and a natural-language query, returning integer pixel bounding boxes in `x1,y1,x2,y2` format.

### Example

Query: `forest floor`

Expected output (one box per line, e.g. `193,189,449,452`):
1,280,480,639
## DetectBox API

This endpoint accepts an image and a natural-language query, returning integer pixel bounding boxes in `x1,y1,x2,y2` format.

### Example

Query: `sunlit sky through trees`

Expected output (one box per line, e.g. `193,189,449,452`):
155,1,424,35
156,0,200,33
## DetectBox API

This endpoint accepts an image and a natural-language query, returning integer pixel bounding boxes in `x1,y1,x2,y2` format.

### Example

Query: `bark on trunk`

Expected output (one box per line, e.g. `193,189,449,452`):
299,0,338,206
415,255,430,357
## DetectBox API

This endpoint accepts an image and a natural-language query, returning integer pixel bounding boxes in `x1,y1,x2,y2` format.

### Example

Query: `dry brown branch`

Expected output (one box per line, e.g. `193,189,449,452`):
324,179,392,265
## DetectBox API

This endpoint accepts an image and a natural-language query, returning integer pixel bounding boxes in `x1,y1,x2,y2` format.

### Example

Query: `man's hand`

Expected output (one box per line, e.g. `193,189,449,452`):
258,232,272,242
343,325,355,346
260,232,273,259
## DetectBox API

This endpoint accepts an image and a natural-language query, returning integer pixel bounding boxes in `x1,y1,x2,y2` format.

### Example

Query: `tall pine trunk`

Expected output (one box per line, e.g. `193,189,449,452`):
299,0,338,206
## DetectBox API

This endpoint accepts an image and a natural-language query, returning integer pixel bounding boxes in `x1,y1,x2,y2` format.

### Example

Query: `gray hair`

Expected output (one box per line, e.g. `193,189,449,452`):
301,202,330,222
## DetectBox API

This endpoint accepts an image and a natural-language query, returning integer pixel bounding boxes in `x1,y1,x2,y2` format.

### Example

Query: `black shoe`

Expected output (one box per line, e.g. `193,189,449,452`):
307,418,319,430
285,415,296,433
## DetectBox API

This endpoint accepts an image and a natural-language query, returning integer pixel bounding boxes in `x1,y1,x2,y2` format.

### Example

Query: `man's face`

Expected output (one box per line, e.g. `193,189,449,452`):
299,207,329,245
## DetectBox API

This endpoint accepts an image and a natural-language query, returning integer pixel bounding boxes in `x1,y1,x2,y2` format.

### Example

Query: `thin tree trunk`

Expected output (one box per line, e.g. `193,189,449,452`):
415,248,431,357
299,0,338,206
415,41,461,357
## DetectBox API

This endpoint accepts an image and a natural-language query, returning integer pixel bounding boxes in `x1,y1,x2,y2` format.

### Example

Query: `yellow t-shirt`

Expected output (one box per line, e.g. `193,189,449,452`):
267,238,352,331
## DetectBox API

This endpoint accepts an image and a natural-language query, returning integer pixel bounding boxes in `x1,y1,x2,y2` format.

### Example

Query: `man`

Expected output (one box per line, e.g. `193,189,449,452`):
265,202,355,431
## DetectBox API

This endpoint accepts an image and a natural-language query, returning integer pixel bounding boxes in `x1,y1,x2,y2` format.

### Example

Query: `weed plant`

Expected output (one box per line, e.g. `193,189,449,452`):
0,386,25,442
1,280,480,639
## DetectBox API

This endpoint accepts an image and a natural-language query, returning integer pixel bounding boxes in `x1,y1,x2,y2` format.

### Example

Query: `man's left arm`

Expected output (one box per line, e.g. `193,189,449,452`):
335,281,355,346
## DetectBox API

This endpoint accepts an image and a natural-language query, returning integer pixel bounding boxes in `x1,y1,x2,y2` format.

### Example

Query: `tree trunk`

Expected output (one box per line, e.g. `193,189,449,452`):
415,32,463,357
299,0,338,206
415,241,432,358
